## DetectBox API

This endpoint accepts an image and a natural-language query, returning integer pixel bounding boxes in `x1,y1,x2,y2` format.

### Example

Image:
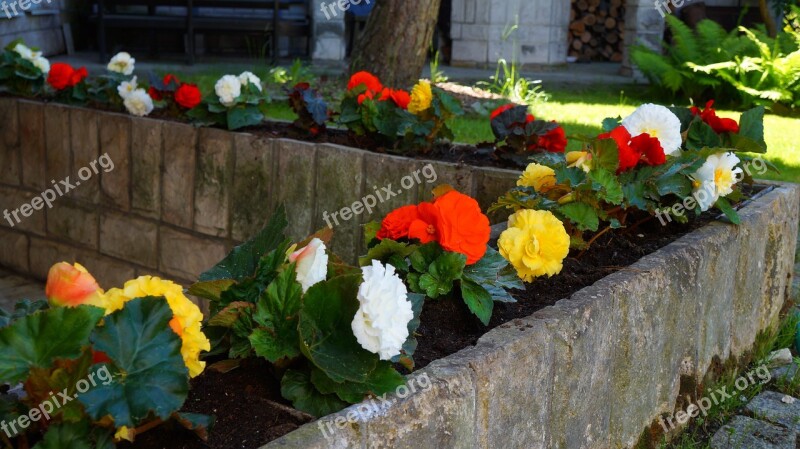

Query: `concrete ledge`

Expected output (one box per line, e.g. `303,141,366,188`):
263,184,800,449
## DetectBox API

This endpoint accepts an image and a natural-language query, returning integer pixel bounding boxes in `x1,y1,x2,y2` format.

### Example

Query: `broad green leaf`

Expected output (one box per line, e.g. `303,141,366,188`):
310,361,404,405
363,221,381,247
281,369,348,417
592,138,620,173
460,278,494,326
737,106,765,144
463,246,522,303
25,348,93,422
685,118,721,150
79,297,189,427
32,421,113,449
668,107,694,131
359,239,415,267
728,133,767,154
199,205,288,282
298,275,377,383
715,197,741,224
249,267,303,362
187,280,236,303
418,252,467,299
409,242,445,273
227,105,264,130
588,168,623,205
174,412,215,442
554,166,586,187
656,172,693,197
391,292,425,369
0,299,48,328
601,116,621,133
0,305,104,384
558,202,600,232
206,302,255,328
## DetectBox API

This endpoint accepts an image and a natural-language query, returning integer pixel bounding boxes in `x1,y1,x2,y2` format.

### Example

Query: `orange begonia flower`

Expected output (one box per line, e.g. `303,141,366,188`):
432,191,490,264
45,262,105,308
377,205,420,240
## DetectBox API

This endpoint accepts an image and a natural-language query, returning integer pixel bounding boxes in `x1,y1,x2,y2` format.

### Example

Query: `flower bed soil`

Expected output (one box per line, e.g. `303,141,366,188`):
130,200,750,449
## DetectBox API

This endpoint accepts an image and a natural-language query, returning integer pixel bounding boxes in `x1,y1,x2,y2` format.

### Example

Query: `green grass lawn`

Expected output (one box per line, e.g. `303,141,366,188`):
174,69,799,183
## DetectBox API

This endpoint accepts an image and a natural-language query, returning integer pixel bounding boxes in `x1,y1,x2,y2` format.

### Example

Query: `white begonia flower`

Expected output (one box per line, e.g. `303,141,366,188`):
107,52,135,76
31,56,50,75
123,88,154,117
12,43,33,59
117,76,138,100
351,261,413,361
288,238,329,293
621,103,683,156
238,71,263,92
215,75,242,107
691,152,743,211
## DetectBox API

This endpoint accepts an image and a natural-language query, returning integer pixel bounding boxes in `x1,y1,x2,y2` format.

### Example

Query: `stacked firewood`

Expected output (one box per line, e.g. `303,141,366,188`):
568,0,625,62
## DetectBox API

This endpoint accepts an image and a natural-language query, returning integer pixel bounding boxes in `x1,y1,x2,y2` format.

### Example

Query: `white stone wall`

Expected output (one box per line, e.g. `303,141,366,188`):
311,0,346,61
451,0,571,66
0,1,65,56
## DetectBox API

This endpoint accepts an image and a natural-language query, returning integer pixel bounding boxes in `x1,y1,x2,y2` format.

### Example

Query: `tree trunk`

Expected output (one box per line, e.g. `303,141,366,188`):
349,0,443,89
759,0,778,37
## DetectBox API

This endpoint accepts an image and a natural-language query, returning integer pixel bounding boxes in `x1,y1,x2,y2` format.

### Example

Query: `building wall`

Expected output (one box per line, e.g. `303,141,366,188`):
0,0,65,55
450,0,572,67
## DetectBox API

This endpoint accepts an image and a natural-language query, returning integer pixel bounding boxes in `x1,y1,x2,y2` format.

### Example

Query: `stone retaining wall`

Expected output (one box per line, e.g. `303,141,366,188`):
264,183,800,449
0,97,518,292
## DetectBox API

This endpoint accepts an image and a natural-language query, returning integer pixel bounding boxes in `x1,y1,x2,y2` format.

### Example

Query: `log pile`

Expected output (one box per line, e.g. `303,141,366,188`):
568,0,625,62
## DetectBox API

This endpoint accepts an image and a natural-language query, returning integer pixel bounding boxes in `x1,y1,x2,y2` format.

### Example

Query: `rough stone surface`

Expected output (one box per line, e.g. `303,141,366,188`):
18,101,46,190
314,143,364,263
70,108,100,202
29,238,77,280
99,114,132,210
745,391,800,433
771,363,799,383
473,166,518,224
0,270,44,312
194,128,233,237
275,139,317,241
231,134,274,242
768,349,794,368
361,154,420,226
162,122,197,228
99,212,158,268
158,227,227,281
46,200,99,249
0,228,28,273
710,415,795,449
0,186,46,235
44,104,71,184
0,98,20,185
131,117,163,219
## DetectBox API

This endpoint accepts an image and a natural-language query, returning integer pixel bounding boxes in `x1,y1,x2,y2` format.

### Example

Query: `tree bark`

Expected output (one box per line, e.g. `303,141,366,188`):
349,0,443,89
759,0,778,37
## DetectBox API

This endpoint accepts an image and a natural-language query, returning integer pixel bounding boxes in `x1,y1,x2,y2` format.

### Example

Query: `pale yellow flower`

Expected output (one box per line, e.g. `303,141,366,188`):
408,80,433,115
517,163,557,192
499,210,570,282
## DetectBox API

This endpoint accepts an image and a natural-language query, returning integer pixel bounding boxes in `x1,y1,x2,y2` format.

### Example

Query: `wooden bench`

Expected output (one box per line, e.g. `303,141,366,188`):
92,0,311,64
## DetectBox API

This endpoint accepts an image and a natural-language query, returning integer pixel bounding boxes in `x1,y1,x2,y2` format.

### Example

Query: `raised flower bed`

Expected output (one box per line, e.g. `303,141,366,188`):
1,43,799,449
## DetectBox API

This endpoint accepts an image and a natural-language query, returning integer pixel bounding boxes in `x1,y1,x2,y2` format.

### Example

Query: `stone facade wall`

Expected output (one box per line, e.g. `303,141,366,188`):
0,97,518,295
450,0,571,67
0,1,66,55
264,182,800,449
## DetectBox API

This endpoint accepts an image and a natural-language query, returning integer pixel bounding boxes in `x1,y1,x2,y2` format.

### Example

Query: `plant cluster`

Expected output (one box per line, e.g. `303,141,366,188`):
632,16,800,111
492,101,770,282
0,263,212,447
489,103,568,166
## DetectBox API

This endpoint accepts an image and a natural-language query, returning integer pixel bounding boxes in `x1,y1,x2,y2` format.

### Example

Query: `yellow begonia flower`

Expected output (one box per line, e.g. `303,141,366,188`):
408,80,433,115
102,276,210,378
517,163,557,192
498,210,570,282
114,426,134,442
566,151,592,173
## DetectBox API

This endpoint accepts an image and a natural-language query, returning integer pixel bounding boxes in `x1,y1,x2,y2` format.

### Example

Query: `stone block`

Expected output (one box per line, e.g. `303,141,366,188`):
452,40,488,65
18,101,45,190
46,200,98,249
100,212,158,268
29,238,77,280
0,228,28,273
231,134,275,242
469,317,555,448
194,128,233,237
0,98,20,185
0,186,46,235
159,227,227,281
131,117,163,219
70,108,100,202
314,143,364,263
162,122,197,228
710,415,795,449
44,103,71,183
99,114,131,210
275,139,317,241
746,390,800,432
76,251,137,289
361,153,420,225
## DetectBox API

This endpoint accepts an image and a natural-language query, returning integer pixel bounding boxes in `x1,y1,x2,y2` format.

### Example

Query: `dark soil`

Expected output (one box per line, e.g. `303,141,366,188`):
132,186,770,449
